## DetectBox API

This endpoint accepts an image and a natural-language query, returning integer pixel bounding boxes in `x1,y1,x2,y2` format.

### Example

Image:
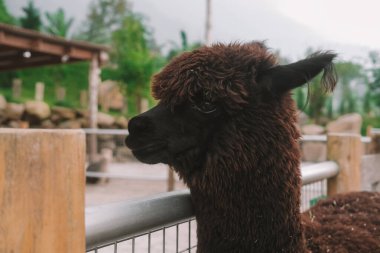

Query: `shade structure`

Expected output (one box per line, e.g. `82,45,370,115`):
0,23,108,72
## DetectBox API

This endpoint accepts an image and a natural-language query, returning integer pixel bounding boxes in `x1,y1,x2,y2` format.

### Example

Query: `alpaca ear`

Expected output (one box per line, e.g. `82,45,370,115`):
258,52,338,94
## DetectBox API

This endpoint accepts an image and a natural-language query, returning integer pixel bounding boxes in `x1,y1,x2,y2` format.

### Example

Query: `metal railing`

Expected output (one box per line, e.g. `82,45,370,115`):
83,128,129,136
301,134,371,143
85,161,339,252
86,190,194,251
300,161,339,211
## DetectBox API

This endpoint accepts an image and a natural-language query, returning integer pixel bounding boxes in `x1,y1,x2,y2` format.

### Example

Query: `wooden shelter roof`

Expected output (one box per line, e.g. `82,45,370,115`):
0,23,109,72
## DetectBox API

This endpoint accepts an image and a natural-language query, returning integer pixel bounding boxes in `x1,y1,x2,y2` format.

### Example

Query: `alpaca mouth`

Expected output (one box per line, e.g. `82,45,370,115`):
130,143,168,164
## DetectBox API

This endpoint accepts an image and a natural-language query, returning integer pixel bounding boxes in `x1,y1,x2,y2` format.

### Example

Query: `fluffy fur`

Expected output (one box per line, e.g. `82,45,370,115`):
126,42,379,253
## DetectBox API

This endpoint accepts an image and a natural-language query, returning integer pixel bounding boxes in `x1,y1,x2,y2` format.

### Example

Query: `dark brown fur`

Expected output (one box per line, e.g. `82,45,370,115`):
126,42,380,252
303,192,380,252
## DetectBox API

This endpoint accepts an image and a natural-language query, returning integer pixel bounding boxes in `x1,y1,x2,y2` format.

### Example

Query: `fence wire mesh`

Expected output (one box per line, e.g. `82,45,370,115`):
86,179,326,253
301,179,327,212
87,219,197,253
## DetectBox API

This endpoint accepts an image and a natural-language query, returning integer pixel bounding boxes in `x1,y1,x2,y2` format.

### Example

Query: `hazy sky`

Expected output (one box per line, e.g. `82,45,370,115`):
5,0,380,61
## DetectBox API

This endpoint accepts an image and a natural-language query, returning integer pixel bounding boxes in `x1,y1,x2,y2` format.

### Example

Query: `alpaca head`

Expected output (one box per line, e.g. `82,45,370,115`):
125,42,337,184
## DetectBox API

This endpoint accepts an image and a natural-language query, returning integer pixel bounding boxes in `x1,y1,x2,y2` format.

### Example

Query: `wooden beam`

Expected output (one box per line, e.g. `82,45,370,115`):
65,46,93,59
0,57,82,72
0,50,47,63
0,129,85,253
0,49,20,58
0,55,59,69
0,33,94,60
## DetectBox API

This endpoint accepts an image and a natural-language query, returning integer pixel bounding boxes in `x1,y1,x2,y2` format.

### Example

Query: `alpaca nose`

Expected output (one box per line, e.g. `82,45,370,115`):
128,116,154,136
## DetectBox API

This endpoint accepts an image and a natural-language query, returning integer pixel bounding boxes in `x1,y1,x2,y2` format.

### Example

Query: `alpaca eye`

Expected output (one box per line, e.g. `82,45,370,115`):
192,101,217,114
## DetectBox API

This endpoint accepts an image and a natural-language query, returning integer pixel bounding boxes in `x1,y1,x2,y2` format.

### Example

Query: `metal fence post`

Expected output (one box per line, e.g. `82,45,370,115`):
0,129,86,253
327,133,362,196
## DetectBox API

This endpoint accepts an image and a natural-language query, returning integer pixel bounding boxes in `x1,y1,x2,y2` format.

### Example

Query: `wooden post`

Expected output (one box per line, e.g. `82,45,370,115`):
88,54,100,162
0,129,85,253
327,133,362,196
56,86,66,101
80,90,88,108
167,166,175,191
12,78,22,99
140,98,149,113
35,82,45,101
367,126,380,154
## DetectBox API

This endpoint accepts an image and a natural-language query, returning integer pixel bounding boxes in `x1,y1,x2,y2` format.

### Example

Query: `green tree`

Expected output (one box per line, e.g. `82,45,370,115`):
306,75,332,123
167,30,202,60
368,50,380,113
293,86,306,111
335,61,364,114
19,1,41,31
0,0,14,24
44,8,74,38
75,0,129,44
299,48,334,123
105,13,161,115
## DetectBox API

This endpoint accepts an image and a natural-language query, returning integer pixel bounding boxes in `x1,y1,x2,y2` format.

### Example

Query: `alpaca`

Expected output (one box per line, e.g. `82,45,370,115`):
125,42,380,252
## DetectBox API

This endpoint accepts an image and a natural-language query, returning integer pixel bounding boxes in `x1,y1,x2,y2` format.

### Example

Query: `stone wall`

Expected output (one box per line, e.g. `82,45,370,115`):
0,94,128,129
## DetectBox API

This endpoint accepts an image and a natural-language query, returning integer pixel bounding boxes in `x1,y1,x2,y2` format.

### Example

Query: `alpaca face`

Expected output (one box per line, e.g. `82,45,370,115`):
125,42,337,180
125,92,225,177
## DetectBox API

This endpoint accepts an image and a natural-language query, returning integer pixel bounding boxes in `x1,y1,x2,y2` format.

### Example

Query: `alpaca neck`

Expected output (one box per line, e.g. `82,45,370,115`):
189,151,306,253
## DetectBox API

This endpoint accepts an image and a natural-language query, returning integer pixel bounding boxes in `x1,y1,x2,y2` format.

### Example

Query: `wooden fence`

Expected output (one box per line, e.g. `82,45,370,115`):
0,129,85,253
0,129,379,252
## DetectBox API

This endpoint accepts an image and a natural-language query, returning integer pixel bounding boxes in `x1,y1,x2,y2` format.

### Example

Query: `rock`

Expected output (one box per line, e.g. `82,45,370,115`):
327,113,362,134
98,80,124,111
78,118,89,128
7,120,29,128
25,101,50,119
0,95,7,120
115,147,133,162
76,109,89,118
302,124,325,135
52,106,76,120
97,112,115,128
50,113,61,123
6,103,25,120
41,119,55,129
58,120,82,129
115,116,128,129
0,94,6,110
301,124,326,162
